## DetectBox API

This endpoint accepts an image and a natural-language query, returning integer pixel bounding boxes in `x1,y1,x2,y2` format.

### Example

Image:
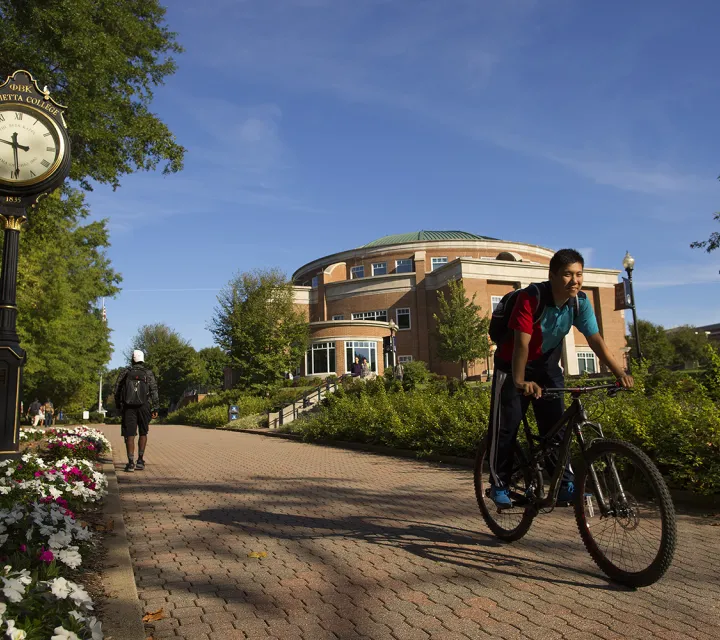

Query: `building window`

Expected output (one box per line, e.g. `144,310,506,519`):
332,315,344,321
398,355,413,363
372,262,387,276
396,308,411,330
577,351,597,374
345,341,377,373
352,310,388,322
306,342,336,375
491,295,503,312
311,276,319,288
431,257,448,271
350,265,365,279
395,258,413,273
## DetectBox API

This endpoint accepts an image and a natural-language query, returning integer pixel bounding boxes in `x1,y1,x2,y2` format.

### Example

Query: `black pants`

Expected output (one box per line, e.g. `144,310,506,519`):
487,366,573,487
121,405,151,437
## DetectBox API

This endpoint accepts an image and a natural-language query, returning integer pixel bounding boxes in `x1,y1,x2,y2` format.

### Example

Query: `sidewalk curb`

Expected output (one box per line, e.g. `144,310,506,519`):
100,460,146,640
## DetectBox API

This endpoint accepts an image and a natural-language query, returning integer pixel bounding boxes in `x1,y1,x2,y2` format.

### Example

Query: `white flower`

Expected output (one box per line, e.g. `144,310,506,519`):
49,577,72,599
0,534,7,547
87,616,103,640
57,547,82,569
51,628,79,640
4,619,26,639
48,530,73,550
69,582,93,609
1,578,27,603
0,602,6,618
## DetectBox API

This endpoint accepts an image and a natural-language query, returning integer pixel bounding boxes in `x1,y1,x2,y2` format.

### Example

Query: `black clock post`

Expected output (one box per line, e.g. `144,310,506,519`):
0,209,26,457
0,71,71,458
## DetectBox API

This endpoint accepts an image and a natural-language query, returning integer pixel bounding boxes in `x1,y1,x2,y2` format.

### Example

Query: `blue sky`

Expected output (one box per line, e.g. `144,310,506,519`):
84,0,720,368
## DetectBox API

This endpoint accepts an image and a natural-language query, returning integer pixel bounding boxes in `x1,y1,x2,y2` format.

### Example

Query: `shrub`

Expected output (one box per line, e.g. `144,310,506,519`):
400,360,431,390
166,391,270,428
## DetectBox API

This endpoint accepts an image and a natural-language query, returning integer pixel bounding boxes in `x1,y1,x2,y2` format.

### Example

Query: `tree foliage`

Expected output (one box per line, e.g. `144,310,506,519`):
0,0,185,189
198,346,229,391
433,279,491,379
627,320,674,367
127,323,203,407
667,325,710,368
209,269,309,390
15,189,120,409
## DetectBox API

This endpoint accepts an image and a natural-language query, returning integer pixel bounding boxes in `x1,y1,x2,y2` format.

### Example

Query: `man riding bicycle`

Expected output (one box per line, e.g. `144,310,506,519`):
487,248,633,508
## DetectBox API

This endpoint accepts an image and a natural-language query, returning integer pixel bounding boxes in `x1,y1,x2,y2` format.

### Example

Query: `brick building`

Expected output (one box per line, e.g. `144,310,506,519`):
292,231,627,379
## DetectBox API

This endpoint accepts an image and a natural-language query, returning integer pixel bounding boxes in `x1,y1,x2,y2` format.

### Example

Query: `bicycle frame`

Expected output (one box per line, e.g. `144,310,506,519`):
520,384,619,513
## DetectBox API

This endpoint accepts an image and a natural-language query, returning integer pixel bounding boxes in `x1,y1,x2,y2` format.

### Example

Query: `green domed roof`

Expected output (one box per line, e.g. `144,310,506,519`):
361,230,498,248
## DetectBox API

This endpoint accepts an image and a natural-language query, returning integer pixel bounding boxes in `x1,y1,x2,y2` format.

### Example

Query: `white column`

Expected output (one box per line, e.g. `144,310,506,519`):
562,330,580,375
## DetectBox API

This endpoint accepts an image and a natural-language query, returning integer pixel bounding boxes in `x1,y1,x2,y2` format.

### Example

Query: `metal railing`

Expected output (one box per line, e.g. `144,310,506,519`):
275,375,349,427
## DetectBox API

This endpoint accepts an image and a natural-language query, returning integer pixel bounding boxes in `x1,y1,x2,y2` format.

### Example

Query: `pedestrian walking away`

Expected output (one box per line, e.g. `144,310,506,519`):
28,398,43,428
114,350,159,472
43,399,54,427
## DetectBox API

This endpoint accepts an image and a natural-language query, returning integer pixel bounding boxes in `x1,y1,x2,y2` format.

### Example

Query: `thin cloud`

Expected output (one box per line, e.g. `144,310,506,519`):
635,263,720,289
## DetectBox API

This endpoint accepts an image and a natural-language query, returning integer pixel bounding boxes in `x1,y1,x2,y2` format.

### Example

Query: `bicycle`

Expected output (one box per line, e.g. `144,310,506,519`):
474,383,677,587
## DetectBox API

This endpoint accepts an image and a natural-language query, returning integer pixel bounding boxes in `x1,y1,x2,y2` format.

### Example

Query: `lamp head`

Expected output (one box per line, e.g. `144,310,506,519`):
622,251,635,271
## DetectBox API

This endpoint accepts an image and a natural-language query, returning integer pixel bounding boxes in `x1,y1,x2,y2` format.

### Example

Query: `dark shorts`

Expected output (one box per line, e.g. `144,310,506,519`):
121,406,151,437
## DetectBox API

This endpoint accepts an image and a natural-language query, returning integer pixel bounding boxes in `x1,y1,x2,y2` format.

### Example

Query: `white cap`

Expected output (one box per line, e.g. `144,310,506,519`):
132,350,145,363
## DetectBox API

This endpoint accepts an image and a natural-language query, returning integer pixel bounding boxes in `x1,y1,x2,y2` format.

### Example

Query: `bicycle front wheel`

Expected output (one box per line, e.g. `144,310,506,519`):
474,440,539,542
574,439,677,587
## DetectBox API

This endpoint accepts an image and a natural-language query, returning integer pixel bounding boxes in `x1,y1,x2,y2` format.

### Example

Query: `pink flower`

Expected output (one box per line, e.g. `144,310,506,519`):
19,544,26,552
38,547,54,563
34,471,43,477
17,464,22,470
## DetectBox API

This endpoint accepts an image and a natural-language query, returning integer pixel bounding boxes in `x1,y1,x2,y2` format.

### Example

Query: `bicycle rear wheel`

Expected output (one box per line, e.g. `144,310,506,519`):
474,440,539,541
574,438,676,587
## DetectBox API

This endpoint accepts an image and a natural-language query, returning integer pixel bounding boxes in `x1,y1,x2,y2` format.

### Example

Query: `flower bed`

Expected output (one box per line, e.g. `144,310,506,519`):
0,426,110,639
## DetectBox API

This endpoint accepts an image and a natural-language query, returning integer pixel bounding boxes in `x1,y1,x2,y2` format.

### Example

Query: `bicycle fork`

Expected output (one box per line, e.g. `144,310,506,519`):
575,422,627,518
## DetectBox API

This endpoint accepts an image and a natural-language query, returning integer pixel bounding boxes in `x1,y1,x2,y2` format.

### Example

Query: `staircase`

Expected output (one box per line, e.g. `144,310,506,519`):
267,376,347,429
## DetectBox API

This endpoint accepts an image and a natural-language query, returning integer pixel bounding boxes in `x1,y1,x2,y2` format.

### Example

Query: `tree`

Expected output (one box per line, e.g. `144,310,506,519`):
15,189,120,409
627,320,674,368
0,0,185,189
128,324,203,407
198,346,229,391
209,269,309,389
667,325,710,368
433,279,491,379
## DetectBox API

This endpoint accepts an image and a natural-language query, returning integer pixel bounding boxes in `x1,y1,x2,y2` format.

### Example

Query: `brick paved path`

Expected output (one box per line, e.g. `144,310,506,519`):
101,425,720,640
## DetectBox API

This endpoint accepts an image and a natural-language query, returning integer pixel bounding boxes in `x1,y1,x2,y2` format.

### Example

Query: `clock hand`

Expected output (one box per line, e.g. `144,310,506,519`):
12,143,19,179
7,133,30,152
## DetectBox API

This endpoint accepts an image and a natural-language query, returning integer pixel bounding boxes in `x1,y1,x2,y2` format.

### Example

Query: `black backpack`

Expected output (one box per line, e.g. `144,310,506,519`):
123,367,149,407
489,283,580,346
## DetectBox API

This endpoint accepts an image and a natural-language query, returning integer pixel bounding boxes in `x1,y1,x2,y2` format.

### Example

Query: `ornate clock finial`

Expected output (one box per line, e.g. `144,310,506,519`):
41,85,51,100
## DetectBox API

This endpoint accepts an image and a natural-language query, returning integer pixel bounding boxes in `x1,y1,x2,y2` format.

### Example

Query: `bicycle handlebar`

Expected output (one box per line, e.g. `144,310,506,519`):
543,383,629,395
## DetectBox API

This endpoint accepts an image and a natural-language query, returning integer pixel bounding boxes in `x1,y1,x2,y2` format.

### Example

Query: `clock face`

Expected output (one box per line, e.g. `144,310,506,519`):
0,105,64,186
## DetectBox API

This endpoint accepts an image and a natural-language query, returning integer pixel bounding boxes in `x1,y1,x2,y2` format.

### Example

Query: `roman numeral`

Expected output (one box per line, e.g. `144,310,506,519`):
30,170,36,177
43,132,51,137
46,147,55,152
41,160,50,168
14,113,22,120
0,114,4,122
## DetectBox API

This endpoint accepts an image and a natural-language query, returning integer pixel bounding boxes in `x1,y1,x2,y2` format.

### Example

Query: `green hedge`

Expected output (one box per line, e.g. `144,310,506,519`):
166,391,271,428
291,371,720,495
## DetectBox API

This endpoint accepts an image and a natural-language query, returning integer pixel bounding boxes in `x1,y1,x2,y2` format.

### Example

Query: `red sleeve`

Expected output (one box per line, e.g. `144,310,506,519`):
508,291,538,335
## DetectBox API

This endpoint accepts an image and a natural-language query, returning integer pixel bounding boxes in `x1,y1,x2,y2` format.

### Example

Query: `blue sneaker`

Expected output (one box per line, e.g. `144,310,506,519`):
489,485,513,509
557,481,591,504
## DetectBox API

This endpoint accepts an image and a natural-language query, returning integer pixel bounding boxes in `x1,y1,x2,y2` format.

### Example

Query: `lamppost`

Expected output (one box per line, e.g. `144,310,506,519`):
0,71,71,458
388,319,398,373
623,251,643,361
